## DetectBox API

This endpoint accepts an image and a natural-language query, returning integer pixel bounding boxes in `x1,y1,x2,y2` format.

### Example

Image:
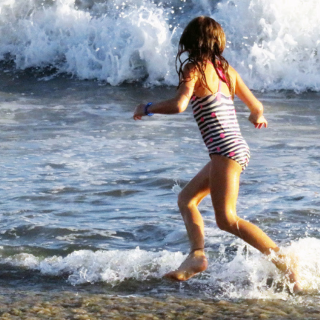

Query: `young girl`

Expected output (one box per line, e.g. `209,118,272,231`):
133,16,301,292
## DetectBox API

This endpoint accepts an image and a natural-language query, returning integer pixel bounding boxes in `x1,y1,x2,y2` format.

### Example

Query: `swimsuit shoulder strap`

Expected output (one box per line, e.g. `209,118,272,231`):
206,60,228,92
218,79,222,92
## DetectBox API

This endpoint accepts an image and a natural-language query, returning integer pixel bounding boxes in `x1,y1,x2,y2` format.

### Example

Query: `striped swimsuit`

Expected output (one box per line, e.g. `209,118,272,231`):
191,80,250,170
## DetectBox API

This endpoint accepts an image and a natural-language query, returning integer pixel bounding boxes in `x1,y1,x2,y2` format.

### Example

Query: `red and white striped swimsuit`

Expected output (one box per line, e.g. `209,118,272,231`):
191,80,250,170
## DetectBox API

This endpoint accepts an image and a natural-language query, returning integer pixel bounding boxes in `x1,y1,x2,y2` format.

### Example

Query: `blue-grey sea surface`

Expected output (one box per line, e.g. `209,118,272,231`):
0,73,320,302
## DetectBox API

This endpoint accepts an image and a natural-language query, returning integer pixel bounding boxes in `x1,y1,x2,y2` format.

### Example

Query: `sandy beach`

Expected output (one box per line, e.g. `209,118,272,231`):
0,289,319,320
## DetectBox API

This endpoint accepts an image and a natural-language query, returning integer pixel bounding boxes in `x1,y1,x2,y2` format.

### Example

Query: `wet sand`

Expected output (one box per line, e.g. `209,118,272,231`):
0,290,319,320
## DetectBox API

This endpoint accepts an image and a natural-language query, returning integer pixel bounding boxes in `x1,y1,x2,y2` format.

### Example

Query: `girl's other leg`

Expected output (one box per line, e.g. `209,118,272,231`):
210,155,279,253
164,162,211,281
210,155,301,291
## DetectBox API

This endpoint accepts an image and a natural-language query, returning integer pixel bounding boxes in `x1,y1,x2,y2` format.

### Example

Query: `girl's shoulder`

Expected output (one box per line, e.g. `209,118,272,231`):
227,65,239,79
227,64,236,72
181,62,199,80
182,62,197,72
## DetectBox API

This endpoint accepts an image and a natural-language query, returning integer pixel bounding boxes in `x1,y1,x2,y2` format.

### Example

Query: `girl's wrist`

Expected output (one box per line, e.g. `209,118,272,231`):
144,102,154,116
251,103,264,116
250,110,263,117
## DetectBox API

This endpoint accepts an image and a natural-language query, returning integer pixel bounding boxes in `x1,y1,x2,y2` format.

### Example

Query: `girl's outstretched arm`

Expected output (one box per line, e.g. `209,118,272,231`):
133,65,197,120
231,67,268,129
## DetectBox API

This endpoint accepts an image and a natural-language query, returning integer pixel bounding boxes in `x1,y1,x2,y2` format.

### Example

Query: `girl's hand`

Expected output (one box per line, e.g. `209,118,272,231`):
133,104,145,120
248,113,268,129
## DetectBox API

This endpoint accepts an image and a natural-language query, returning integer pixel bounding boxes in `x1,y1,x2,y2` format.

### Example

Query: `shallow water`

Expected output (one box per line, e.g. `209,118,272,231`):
0,71,320,310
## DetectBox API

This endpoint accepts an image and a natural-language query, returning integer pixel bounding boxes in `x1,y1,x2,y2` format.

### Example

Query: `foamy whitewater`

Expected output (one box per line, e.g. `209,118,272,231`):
0,0,320,304
0,0,320,91
4,238,320,299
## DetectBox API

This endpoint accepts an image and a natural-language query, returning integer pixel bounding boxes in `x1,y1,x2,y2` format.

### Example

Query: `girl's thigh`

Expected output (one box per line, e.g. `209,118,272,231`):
209,154,242,216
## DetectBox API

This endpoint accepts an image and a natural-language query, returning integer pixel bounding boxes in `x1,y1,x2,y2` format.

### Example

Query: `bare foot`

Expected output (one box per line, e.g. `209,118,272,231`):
287,258,303,294
164,249,208,281
272,252,302,293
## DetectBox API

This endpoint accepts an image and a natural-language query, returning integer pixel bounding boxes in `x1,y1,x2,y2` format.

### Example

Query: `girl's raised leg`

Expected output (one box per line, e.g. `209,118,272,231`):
209,155,279,253
210,155,301,291
164,162,211,281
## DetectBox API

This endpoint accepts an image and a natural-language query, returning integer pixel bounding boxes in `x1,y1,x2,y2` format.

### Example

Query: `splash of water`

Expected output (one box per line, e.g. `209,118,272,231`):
216,0,320,92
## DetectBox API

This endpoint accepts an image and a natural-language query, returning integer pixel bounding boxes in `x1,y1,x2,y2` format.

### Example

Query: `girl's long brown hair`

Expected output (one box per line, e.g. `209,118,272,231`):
176,16,234,98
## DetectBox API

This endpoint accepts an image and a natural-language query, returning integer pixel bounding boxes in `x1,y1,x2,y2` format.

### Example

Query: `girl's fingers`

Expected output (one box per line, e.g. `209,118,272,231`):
254,122,267,129
133,104,145,120
249,114,267,129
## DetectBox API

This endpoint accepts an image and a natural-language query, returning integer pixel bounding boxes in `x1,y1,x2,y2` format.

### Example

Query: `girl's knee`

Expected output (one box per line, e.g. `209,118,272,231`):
215,212,239,233
177,191,197,212
177,191,189,210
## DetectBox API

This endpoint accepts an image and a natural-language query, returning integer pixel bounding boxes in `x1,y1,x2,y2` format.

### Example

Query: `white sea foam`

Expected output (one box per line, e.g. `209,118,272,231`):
3,238,320,298
0,0,319,91
215,0,320,92
0,0,177,85
4,247,185,285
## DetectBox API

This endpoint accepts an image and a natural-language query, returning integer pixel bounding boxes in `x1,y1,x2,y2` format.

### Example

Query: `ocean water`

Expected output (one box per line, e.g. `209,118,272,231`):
0,0,320,314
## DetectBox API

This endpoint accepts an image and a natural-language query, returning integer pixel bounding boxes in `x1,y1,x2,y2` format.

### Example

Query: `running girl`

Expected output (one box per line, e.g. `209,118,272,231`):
133,16,300,292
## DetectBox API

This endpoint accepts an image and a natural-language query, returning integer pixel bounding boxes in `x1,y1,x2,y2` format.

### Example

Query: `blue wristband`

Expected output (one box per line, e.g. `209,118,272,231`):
144,102,154,116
